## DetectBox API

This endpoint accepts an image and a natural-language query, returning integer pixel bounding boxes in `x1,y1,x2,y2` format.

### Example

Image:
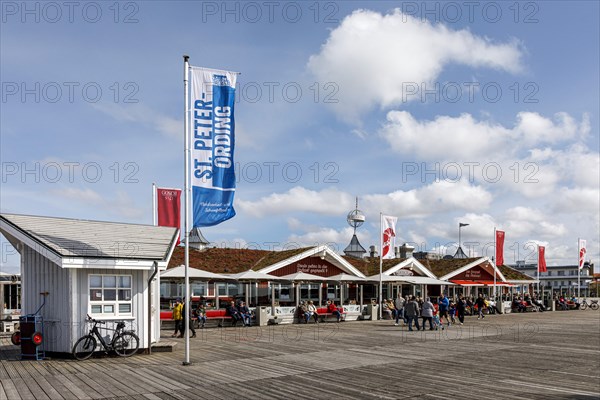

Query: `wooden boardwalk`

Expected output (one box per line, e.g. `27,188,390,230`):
1,311,599,399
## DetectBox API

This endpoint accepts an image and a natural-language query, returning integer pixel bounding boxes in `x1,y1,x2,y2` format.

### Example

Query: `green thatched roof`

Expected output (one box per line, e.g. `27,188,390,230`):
498,264,535,281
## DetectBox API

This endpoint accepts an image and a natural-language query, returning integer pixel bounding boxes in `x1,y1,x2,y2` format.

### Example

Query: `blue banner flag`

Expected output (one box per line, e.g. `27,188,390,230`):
190,67,237,227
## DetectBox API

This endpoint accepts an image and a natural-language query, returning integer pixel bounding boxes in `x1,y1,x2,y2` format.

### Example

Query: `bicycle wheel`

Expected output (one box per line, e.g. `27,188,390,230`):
580,302,587,310
591,303,599,311
113,332,139,357
72,335,97,360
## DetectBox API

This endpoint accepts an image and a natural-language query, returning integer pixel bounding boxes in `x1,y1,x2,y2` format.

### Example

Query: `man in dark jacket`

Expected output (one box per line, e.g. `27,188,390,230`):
438,293,451,327
226,300,243,326
404,296,420,331
456,295,466,325
237,301,252,326
475,294,486,319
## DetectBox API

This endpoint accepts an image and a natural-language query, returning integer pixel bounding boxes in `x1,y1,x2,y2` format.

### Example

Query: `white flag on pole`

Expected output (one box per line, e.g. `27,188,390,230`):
381,215,398,259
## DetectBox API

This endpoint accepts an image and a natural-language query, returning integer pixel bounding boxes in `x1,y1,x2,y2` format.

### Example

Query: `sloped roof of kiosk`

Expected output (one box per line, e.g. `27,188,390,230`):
1,213,178,260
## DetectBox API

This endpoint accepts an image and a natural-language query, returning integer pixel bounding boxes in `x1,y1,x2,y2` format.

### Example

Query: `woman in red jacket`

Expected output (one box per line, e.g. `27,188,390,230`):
327,300,343,322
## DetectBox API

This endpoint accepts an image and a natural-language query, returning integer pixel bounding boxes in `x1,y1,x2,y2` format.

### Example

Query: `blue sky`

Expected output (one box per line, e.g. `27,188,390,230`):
1,1,599,273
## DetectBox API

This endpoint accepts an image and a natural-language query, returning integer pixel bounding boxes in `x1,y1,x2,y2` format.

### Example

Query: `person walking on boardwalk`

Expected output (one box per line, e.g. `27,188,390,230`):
394,293,405,326
171,298,183,338
420,297,435,330
456,295,466,325
475,294,486,320
438,293,451,327
180,298,196,338
404,295,420,331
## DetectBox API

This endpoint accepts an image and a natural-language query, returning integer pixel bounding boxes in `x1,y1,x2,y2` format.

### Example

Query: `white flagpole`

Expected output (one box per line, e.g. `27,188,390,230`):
536,245,540,295
152,183,157,226
493,227,497,300
577,238,580,299
183,55,191,365
379,213,383,320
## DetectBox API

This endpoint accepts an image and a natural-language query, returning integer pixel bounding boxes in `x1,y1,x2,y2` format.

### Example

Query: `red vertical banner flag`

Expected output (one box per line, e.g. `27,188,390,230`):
579,239,587,269
538,246,547,273
156,187,182,245
495,230,505,266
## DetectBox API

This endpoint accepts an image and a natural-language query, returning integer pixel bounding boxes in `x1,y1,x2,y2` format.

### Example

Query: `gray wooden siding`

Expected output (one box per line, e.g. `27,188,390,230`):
21,246,72,353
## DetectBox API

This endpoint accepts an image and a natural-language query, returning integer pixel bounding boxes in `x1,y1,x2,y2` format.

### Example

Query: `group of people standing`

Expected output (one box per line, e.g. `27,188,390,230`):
383,293,496,331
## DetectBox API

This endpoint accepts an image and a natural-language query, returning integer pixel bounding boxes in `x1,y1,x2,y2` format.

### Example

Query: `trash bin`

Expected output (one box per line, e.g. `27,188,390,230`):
366,304,379,320
255,306,269,326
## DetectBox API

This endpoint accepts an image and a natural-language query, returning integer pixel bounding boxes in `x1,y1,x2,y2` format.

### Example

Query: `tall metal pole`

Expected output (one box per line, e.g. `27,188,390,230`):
152,183,157,226
577,238,581,299
379,213,382,320
183,55,191,365
536,245,540,295
493,227,497,300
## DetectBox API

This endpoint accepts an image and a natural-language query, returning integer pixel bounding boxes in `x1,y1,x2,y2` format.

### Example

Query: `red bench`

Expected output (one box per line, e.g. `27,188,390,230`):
160,309,235,328
315,307,346,322
205,309,234,327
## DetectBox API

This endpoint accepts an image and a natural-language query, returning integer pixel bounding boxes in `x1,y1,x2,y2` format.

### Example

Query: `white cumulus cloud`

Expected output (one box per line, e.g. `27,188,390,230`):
307,8,523,122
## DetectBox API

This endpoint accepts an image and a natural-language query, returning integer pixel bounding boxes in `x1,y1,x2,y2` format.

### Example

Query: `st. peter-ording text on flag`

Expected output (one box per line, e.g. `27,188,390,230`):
190,67,237,227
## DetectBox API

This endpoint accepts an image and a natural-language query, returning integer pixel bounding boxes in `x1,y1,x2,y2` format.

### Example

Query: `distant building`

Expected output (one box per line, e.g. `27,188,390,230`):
188,227,209,251
0,272,21,317
510,260,594,296
413,251,443,261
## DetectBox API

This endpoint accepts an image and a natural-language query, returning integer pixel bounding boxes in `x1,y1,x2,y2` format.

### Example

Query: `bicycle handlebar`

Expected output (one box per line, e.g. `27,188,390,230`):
86,314,106,324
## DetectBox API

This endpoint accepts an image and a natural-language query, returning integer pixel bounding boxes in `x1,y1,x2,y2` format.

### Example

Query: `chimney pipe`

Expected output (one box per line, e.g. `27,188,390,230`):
369,245,378,258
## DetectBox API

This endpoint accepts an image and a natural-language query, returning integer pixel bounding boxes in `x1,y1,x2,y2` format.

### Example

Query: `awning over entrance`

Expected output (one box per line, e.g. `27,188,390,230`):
450,280,484,286
404,276,453,285
450,279,513,286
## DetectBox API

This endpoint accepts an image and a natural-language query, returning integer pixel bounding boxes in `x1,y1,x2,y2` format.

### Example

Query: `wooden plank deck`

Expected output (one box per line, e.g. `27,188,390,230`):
0,311,599,399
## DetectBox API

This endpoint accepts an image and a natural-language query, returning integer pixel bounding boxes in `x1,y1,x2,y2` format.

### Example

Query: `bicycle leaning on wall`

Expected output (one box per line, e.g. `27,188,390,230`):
72,314,140,360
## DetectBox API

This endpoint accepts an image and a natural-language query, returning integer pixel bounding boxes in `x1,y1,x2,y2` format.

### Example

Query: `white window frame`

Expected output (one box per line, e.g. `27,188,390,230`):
89,274,133,318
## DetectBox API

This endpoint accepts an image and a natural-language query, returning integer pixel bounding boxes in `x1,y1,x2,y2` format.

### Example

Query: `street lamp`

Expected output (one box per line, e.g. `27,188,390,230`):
459,222,469,251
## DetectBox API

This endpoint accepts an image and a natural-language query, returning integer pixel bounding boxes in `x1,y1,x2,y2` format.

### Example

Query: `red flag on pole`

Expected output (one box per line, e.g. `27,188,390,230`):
495,230,505,266
156,187,182,245
538,246,547,273
579,239,587,269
